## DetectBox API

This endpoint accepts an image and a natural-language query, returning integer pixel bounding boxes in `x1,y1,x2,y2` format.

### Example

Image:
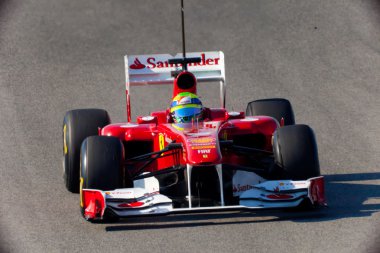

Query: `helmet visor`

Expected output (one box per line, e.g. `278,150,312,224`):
172,107,203,123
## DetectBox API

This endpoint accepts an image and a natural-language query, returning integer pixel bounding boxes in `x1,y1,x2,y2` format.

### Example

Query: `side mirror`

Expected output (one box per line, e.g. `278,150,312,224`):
225,111,245,120
137,116,158,125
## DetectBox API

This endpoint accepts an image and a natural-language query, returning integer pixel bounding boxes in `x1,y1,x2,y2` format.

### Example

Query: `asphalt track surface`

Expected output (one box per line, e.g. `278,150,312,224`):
1,0,380,252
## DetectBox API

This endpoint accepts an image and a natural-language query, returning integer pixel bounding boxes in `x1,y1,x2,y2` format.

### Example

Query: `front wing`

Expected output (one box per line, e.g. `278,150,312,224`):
82,176,326,221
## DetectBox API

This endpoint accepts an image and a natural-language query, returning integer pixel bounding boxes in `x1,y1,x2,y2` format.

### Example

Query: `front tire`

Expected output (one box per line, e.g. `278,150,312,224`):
80,136,125,221
273,124,320,180
63,109,110,193
80,136,124,191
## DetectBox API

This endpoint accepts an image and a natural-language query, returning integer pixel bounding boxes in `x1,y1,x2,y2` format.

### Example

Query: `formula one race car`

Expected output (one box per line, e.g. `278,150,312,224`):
62,50,326,221
62,2,325,221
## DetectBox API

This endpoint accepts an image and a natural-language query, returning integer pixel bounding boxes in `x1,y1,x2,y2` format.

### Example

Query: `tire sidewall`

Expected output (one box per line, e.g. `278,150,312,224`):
273,124,320,180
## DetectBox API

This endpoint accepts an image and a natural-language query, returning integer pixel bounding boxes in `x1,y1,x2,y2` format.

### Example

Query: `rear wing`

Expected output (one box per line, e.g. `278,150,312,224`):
124,51,226,122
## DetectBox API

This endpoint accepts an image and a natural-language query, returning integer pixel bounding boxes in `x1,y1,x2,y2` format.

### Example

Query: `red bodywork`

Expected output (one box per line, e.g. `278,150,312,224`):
101,71,278,173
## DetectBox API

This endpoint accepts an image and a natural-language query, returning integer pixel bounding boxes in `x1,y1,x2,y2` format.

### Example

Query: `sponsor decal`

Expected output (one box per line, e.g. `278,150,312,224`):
233,170,265,197
191,145,216,150
129,53,220,70
188,137,216,151
293,182,307,186
273,181,307,189
129,58,145,69
233,184,255,193
187,137,215,144
197,149,211,154
118,201,144,208
106,191,133,195
129,53,220,69
266,194,294,200
143,191,160,197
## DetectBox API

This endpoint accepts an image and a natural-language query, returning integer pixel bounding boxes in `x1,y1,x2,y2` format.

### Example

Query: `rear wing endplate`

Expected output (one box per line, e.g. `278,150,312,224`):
124,51,226,122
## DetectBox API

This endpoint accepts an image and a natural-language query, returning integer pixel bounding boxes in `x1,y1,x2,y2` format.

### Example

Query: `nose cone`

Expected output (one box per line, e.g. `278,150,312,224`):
184,133,222,165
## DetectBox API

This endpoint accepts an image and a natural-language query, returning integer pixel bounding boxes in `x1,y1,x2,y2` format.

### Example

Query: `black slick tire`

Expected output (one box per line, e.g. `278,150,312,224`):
80,136,124,191
63,109,110,193
80,136,125,221
273,124,320,180
246,98,295,125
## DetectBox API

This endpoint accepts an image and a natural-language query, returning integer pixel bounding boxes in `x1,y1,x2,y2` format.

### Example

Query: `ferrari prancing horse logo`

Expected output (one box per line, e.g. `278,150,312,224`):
159,133,165,151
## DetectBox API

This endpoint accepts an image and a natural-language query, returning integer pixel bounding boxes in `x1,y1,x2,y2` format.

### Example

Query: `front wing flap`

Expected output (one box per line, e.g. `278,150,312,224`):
82,176,325,220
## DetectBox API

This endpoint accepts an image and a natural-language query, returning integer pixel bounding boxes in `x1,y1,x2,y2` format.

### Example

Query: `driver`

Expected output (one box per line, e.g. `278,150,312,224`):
170,92,204,123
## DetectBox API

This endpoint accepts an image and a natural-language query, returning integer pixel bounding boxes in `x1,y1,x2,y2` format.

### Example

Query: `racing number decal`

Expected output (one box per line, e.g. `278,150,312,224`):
63,124,68,155
159,133,165,150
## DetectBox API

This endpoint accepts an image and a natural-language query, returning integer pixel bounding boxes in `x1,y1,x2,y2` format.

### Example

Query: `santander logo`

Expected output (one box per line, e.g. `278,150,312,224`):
129,58,146,69
129,53,220,70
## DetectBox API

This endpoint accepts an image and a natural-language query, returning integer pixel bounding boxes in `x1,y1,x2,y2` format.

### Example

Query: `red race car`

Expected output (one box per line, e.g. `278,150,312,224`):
62,50,326,221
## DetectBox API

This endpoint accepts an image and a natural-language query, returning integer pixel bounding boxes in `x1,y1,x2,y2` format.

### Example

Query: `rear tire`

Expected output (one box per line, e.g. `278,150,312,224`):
63,109,110,193
273,124,320,180
246,98,295,125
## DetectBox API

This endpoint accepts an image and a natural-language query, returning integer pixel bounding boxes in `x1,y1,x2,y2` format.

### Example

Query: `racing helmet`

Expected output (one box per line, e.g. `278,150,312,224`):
170,92,204,123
